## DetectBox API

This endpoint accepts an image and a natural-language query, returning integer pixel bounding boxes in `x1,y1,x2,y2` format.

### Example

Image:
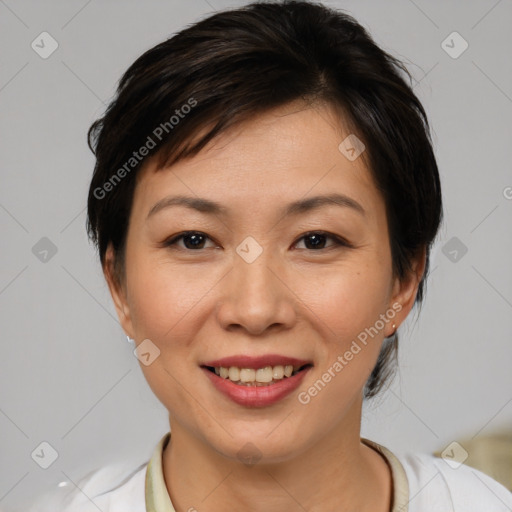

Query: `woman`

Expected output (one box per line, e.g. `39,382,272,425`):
29,1,512,510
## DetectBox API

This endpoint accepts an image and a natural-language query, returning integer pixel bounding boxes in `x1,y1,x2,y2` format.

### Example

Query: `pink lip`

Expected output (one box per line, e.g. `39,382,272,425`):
202,354,311,369
201,364,313,408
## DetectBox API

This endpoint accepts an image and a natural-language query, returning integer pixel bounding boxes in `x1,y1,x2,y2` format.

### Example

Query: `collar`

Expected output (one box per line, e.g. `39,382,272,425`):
361,437,410,512
145,432,175,512
145,432,409,512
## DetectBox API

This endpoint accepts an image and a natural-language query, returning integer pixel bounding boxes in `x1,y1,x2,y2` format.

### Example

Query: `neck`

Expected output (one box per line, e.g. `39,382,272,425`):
162,400,392,512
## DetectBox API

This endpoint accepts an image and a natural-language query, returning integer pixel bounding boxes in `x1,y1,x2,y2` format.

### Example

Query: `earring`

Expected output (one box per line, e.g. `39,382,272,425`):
126,335,135,344
391,324,397,337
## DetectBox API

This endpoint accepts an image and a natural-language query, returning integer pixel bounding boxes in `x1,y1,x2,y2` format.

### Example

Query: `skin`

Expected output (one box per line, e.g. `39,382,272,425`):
104,100,425,512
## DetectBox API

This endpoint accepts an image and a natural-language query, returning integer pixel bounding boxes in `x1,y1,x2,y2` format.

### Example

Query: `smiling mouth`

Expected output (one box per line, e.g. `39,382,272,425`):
202,364,313,386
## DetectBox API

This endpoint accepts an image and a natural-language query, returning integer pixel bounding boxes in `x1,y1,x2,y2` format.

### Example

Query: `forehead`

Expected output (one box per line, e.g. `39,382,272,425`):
133,102,380,218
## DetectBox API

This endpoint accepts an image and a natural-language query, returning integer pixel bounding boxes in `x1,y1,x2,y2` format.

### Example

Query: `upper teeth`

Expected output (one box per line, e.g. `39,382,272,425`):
214,365,297,383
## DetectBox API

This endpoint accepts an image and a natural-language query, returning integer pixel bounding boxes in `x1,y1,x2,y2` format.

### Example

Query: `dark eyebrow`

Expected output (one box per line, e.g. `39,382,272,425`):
283,193,365,217
146,193,365,220
147,195,228,219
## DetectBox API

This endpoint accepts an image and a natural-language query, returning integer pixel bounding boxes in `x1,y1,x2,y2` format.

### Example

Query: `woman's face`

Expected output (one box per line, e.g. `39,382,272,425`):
106,102,421,463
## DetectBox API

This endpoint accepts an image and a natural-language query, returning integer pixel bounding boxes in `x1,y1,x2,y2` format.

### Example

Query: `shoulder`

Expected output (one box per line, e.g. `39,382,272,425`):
397,451,512,511
26,460,147,512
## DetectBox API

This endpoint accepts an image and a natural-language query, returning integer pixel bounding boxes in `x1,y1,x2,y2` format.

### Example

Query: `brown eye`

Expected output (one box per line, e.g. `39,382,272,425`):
294,231,350,250
163,230,350,252
164,231,216,250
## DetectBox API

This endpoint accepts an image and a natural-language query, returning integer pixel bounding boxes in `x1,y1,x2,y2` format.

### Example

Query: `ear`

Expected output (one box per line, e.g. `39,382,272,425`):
386,246,427,336
103,242,135,339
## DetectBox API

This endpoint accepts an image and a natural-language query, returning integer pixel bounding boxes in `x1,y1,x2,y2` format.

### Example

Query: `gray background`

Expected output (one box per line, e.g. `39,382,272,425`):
1,0,511,510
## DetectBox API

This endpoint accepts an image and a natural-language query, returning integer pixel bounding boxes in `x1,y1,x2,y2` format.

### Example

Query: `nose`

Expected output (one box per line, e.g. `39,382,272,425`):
215,248,297,336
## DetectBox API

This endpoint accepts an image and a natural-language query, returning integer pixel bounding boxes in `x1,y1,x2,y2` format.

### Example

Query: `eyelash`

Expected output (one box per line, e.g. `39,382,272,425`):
162,230,352,252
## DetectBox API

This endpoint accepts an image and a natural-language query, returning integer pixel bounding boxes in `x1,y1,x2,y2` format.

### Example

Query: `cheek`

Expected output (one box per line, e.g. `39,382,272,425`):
292,265,391,421
301,261,391,338
298,260,392,387
127,258,217,343
126,259,211,410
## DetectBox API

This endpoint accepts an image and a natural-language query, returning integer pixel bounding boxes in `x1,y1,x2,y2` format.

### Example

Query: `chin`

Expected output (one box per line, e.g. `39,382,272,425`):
201,422,312,466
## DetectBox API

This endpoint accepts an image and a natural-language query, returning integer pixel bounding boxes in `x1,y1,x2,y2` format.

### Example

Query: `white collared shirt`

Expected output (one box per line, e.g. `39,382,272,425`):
26,432,512,511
